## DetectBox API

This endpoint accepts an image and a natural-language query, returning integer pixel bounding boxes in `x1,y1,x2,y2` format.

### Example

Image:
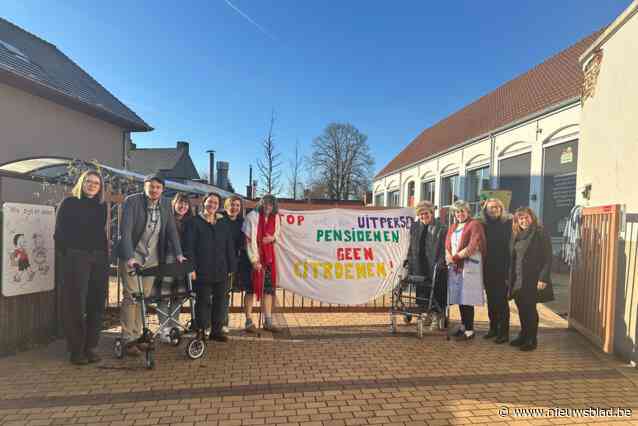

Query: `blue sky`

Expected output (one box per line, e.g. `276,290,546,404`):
2,1,630,195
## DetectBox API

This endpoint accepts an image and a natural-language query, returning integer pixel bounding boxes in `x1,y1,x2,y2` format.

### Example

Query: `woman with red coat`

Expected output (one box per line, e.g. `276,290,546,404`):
445,200,487,341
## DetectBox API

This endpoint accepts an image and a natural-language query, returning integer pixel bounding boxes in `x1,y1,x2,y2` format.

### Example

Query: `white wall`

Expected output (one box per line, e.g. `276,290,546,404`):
577,6,638,211
374,103,581,219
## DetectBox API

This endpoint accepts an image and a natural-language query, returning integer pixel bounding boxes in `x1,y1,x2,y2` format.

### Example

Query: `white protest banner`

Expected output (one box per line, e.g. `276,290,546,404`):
2,203,55,297
275,208,414,305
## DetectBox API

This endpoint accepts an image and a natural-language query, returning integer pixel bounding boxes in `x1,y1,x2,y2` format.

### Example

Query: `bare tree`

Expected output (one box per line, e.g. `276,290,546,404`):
256,110,282,195
310,123,374,200
287,139,304,199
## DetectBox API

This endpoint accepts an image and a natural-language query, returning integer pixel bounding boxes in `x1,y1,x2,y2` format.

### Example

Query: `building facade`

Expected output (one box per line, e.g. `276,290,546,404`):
576,1,638,363
373,31,600,247
0,17,151,205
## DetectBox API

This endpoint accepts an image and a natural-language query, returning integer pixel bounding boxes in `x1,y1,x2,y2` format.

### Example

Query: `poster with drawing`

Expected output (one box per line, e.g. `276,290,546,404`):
2,203,55,297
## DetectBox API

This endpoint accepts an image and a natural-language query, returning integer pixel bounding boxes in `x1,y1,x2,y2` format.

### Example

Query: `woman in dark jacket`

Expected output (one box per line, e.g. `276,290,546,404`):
405,200,447,321
480,198,512,343
55,170,108,365
183,192,235,342
215,195,249,333
157,193,192,343
508,207,554,351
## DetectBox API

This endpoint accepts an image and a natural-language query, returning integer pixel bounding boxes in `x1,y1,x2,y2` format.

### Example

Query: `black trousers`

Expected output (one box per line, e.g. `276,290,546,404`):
415,278,447,312
459,305,474,331
514,293,538,343
62,249,108,355
195,280,228,335
485,280,510,337
211,276,231,327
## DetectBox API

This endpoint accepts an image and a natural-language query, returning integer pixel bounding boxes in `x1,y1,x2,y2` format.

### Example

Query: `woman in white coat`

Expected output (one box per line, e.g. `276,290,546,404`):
445,200,487,341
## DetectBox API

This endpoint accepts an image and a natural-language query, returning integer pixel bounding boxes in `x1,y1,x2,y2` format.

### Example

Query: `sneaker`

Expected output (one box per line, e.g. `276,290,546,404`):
245,319,257,333
451,326,465,337
70,353,89,365
85,349,102,363
456,330,475,341
520,341,537,351
221,326,230,334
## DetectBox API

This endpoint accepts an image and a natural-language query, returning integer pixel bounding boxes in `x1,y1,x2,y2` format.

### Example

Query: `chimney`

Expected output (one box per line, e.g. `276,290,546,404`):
177,141,189,154
246,165,253,198
206,150,215,185
216,161,229,190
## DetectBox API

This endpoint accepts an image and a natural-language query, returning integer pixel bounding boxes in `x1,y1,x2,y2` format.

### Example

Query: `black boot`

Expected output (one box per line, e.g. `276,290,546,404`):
520,337,537,351
70,353,89,365
85,349,102,363
510,335,526,347
483,329,497,339
494,335,509,344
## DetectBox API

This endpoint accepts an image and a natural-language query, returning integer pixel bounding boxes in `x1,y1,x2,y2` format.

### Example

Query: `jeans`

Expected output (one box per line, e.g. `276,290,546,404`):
62,249,108,355
120,260,156,341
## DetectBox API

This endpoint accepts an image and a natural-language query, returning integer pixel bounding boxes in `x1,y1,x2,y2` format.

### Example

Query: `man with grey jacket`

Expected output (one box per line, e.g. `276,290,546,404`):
117,175,185,355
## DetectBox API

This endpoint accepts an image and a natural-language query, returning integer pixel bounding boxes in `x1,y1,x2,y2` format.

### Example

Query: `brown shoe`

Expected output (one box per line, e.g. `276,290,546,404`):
125,344,141,357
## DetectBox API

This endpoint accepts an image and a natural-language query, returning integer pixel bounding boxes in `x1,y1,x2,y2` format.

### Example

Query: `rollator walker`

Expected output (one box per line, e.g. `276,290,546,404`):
390,262,448,338
113,261,207,369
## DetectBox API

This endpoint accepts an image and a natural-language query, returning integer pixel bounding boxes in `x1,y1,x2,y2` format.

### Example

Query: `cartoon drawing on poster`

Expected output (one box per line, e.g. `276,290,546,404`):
2,203,55,297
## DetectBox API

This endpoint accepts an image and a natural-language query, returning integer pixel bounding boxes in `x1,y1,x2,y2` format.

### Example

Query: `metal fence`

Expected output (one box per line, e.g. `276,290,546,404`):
107,277,394,313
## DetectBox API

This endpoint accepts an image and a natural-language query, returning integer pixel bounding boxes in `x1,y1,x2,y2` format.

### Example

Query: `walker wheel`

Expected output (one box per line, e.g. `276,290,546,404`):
144,350,155,369
186,338,206,360
403,314,412,324
169,328,181,346
113,338,124,359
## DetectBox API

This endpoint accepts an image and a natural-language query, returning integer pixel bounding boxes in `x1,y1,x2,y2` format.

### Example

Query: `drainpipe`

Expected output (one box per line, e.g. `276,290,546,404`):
122,131,128,169
489,133,496,189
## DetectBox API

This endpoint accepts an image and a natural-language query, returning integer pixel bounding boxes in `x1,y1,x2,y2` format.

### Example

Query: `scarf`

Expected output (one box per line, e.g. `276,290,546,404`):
252,211,277,300
445,219,487,270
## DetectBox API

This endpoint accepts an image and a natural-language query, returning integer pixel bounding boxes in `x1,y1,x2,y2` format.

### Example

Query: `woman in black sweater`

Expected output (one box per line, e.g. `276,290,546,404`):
183,192,235,342
54,170,108,365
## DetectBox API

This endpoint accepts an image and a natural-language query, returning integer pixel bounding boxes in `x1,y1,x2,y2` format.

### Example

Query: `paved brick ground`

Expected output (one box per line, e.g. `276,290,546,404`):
1,304,637,426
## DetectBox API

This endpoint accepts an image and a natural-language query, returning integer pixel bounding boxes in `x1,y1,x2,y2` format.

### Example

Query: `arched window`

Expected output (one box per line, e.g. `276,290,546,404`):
406,181,415,207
